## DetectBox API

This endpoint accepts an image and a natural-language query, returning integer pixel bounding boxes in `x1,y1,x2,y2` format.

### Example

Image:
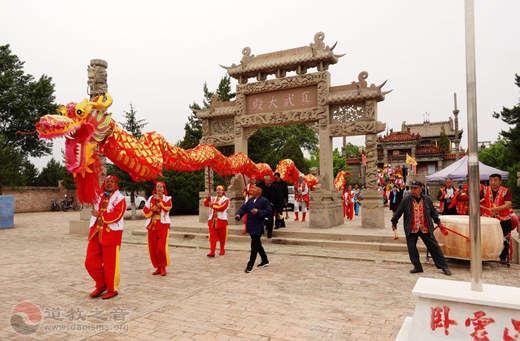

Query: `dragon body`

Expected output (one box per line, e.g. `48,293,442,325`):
36,93,315,205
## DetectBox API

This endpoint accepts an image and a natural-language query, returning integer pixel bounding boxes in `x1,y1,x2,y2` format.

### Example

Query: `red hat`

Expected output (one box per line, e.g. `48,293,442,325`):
153,181,168,196
102,175,119,191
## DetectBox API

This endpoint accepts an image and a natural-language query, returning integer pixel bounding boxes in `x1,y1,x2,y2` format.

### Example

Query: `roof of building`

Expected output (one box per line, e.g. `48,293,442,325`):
402,118,457,138
416,145,445,155
378,130,421,142
222,32,344,80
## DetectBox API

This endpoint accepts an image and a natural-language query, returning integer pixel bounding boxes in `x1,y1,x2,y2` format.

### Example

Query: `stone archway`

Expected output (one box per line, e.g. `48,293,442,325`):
197,32,390,229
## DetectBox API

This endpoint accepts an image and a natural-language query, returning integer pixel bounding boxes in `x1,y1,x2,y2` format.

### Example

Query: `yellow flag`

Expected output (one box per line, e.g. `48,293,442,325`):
406,153,417,166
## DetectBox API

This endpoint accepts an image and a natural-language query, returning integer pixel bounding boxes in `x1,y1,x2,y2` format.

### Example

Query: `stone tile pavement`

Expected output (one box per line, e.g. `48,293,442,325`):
1,212,519,340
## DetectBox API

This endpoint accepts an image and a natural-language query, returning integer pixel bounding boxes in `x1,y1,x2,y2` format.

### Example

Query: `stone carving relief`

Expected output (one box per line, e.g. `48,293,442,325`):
365,100,376,120
235,93,246,117
329,121,385,137
202,120,209,136
87,59,108,100
244,127,258,139
331,103,365,123
237,108,324,127
200,134,235,146
237,72,328,95
211,118,234,135
364,133,378,191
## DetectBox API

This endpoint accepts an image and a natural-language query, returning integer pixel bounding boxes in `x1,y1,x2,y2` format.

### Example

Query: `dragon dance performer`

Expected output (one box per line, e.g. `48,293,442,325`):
437,177,458,215
204,185,229,257
480,174,513,263
242,176,257,234
294,173,309,222
343,185,355,220
143,181,172,276
85,175,126,300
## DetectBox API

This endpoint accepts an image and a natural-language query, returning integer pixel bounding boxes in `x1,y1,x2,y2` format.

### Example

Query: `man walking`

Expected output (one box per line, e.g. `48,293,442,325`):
256,175,277,238
235,186,272,273
273,172,288,229
391,180,452,276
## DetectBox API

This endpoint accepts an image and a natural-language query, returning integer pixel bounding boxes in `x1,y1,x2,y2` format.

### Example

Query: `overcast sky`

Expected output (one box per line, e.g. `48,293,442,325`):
2,0,519,170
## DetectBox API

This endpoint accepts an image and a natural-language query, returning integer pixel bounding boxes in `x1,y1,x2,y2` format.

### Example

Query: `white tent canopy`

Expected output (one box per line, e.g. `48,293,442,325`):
425,155,508,182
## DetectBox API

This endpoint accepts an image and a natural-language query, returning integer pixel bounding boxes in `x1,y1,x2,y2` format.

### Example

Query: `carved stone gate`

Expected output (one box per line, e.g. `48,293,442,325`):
197,33,390,228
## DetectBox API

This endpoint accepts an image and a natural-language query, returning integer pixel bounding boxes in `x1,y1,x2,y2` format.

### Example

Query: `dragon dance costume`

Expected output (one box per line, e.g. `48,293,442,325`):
143,181,172,276
204,185,229,257
85,175,126,299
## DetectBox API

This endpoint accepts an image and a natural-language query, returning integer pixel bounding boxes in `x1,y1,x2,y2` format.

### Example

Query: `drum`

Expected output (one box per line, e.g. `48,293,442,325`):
434,215,503,260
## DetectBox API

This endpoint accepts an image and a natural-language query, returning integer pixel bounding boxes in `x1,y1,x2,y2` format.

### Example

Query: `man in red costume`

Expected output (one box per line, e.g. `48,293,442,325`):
437,177,459,215
343,185,355,220
294,173,309,222
242,176,257,234
204,185,229,257
143,181,172,276
85,175,126,300
480,174,513,263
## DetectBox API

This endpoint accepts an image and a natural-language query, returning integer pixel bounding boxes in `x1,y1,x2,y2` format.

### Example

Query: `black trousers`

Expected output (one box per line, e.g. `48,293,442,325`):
265,209,274,236
500,219,513,261
275,205,285,228
248,234,268,268
406,230,448,271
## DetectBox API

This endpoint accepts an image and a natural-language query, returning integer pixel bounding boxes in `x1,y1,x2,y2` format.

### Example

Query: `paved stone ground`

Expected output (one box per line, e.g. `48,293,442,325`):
1,212,519,340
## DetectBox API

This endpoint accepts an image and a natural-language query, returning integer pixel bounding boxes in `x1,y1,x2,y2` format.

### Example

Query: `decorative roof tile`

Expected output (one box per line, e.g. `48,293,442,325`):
378,131,421,142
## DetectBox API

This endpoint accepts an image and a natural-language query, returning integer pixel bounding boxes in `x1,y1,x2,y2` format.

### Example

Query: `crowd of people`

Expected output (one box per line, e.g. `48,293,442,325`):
83,170,518,298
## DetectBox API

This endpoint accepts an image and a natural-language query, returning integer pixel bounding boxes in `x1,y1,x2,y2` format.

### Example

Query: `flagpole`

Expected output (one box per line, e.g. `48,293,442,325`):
465,0,483,291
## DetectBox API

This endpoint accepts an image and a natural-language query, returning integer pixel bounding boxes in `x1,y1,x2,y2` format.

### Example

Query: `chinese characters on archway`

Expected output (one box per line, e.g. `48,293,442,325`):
430,306,520,341
246,85,317,115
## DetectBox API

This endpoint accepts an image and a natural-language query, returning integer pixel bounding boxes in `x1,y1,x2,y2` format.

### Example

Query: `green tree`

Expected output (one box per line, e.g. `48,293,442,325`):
307,148,352,178
248,124,318,167
342,142,363,159
19,159,40,187
0,134,24,193
36,158,66,187
0,44,56,157
265,136,308,174
488,74,520,206
438,125,451,152
479,138,508,170
119,103,148,140
113,104,149,218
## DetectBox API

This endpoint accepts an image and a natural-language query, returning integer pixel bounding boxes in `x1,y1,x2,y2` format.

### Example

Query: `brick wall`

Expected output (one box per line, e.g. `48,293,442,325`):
2,186,78,213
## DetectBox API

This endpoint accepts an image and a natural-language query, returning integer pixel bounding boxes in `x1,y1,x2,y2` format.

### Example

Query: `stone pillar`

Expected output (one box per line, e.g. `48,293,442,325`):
309,127,343,228
198,167,214,223
411,146,417,159
361,133,385,228
383,148,389,164
234,127,248,154
437,160,443,171
70,59,108,236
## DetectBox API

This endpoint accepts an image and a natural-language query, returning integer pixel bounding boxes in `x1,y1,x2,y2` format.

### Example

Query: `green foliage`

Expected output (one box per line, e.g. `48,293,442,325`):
154,170,205,213
487,74,520,206
307,148,352,178
0,134,24,193
342,142,363,159
20,159,40,186
36,158,66,187
119,103,148,140
248,124,318,169
0,44,56,157
438,125,451,152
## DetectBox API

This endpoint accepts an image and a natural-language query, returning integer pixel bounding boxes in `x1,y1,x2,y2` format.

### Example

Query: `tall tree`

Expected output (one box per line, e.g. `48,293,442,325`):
437,125,451,152
112,104,149,218
487,74,520,205
0,134,24,193
307,148,353,178
119,103,148,140
36,158,66,187
0,44,56,157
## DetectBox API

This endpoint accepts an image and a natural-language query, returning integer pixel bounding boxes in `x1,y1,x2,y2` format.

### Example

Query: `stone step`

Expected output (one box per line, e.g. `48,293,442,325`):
131,229,426,253
168,225,405,244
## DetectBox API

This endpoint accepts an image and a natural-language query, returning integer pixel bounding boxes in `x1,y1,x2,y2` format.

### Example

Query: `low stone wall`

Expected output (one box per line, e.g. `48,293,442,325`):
2,186,77,213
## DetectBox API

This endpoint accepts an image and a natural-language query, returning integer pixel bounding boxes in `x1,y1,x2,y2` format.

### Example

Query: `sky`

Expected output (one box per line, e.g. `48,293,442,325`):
1,0,519,170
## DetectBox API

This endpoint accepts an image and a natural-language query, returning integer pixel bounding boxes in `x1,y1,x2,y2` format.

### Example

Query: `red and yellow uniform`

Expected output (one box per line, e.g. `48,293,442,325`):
204,185,229,256
85,176,126,298
343,189,355,220
143,191,172,272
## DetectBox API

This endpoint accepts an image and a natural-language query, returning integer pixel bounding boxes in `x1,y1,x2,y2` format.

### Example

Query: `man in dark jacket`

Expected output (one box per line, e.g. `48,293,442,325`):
256,175,277,238
391,180,452,276
388,184,403,214
236,186,272,273
272,172,288,229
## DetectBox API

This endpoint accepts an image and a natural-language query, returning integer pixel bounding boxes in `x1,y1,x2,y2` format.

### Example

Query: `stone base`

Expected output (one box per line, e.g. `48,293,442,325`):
309,190,343,229
69,220,90,236
511,233,520,264
396,277,520,340
360,189,385,228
